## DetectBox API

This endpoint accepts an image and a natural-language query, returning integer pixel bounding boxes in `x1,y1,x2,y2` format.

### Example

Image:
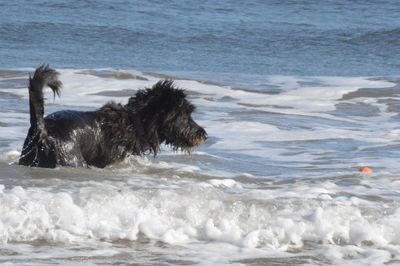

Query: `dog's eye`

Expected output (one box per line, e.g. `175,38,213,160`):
179,114,188,121
178,114,190,122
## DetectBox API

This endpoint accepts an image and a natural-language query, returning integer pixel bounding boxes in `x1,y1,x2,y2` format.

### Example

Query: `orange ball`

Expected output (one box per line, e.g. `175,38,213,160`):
358,166,373,174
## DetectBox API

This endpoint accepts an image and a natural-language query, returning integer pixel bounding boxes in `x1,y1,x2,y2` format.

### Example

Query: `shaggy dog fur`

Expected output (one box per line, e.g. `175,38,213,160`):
19,65,207,168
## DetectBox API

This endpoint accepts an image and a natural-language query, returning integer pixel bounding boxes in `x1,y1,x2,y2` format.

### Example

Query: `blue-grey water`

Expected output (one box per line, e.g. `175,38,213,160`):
0,1,400,266
1,0,399,77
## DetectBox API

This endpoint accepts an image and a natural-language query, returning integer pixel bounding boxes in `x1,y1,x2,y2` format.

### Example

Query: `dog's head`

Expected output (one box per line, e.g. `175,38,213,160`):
126,80,207,154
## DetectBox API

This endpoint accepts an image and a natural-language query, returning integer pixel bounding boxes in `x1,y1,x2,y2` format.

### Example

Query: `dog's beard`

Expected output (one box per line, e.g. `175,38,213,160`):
164,126,207,154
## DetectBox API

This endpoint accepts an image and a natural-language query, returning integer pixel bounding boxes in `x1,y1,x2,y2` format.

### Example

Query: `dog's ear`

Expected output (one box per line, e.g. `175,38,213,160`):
178,97,185,108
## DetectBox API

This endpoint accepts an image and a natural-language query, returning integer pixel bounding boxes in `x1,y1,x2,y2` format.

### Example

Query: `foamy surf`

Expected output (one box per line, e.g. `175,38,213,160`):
0,69,400,265
0,174,398,265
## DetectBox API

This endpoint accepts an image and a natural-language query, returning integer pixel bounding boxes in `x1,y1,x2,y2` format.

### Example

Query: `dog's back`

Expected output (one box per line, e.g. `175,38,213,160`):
44,110,107,167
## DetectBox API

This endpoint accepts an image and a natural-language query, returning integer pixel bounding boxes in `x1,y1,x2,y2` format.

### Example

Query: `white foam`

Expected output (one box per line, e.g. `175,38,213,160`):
0,181,398,264
208,179,241,188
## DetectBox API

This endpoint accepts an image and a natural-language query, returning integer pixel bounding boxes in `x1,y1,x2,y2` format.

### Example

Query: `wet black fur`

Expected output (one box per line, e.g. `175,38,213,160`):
19,65,207,168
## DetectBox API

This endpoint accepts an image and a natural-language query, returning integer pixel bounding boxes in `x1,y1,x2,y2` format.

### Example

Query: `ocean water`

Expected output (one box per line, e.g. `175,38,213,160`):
1,0,399,76
1,1,400,266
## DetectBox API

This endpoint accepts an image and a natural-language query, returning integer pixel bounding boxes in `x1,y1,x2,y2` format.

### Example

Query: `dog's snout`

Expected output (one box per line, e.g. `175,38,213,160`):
197,128,207,140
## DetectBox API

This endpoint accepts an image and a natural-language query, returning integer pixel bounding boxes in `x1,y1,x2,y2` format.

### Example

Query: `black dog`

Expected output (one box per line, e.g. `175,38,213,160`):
19,65,207,168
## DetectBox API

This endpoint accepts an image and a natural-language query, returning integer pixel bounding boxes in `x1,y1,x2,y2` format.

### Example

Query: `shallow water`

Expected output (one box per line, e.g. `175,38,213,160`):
0,70,400,265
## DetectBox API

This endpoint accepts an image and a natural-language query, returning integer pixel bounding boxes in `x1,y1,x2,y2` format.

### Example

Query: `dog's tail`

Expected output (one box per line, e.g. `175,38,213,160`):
28,64,62,130
19,65,62,167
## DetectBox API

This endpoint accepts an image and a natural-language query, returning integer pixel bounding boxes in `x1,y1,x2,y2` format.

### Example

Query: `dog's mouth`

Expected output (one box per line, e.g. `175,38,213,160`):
185,136,207,155
166,128,207,154
190,134,207,147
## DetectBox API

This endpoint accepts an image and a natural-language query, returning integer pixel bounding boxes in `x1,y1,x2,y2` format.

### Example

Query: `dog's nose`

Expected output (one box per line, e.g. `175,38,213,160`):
198,128,207,140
